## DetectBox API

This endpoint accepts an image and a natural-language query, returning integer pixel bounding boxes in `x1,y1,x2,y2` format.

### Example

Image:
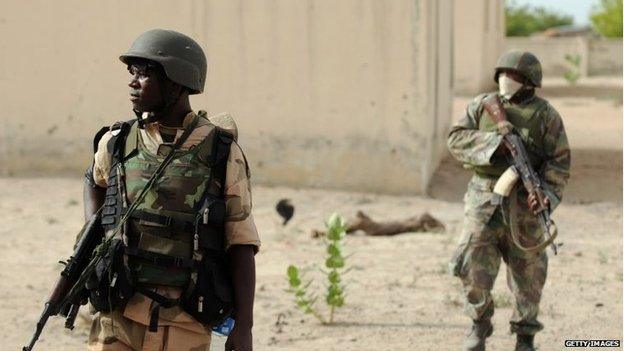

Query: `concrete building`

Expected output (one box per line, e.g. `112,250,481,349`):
453,0,506,95
1,0,457,195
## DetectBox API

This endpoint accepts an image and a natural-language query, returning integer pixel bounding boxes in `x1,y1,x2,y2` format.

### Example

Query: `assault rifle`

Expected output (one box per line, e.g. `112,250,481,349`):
23,213,103,351
483,95,558,255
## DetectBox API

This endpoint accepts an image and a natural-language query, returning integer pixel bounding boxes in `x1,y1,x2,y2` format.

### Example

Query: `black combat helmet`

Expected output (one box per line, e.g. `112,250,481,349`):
120,29,207,94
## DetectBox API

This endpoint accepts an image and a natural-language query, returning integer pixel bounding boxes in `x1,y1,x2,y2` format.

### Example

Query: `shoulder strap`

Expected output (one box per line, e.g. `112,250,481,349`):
482,95,507,124
206,111,238,142
482,94,548,126
93,127,110,154
212,130,234,194
104,119,138,166
123,121,139,159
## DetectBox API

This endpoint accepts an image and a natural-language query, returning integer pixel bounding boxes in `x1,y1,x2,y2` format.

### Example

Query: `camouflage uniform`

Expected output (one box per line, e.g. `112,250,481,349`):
82,29,260,351
87,111,260,351
447,87,570,337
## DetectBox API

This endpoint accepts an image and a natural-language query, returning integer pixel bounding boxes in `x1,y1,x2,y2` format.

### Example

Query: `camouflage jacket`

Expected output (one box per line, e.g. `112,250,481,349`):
447,92,570,212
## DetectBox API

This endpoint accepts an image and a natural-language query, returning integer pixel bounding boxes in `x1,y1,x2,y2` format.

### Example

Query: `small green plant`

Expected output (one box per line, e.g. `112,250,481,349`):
286,213,348,324
563,54,581,85
286,265,325,323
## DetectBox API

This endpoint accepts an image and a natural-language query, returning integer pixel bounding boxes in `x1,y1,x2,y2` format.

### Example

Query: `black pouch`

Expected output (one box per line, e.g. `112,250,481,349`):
86,239,135,312
180,203,233,326
180,253,233,326
197,195,226,226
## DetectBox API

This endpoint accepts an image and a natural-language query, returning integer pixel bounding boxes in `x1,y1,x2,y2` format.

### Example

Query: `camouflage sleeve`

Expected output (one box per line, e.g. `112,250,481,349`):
539,105,571,211
92,131,114,188
447,94,504,166
224,142,261,252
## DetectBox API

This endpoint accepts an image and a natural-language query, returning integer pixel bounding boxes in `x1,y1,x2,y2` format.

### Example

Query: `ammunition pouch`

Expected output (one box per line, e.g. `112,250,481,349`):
180,252,233,326
86,239,135,312
178,196,233,326
131,204,234,329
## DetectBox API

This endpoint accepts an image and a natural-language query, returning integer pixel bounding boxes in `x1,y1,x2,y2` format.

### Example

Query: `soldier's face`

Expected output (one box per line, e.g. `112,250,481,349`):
128,63,164,112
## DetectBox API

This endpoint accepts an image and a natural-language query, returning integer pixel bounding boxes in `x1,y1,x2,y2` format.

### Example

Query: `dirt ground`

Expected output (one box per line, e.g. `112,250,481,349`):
2,90,622,351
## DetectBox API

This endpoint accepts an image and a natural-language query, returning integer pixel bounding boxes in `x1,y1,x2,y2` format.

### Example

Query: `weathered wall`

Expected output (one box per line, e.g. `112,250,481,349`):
588,39,624,76
453,0,505,95
0,0,452,195
505,37,623,77
425,0,454,189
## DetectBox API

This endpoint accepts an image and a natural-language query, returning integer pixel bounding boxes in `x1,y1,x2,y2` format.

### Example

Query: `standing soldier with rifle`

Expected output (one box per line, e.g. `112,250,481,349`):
447,51,570,351
84,29,261,351
24,29,260,351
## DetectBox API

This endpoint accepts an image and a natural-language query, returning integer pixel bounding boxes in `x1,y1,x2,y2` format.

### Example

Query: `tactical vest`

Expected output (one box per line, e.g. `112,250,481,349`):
473,93,549,178
101,114,231,285
95,113,234,327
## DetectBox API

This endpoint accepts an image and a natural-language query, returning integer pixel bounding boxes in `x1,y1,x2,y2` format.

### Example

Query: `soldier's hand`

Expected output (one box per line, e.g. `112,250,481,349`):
225,323,253,351
496,121,514,136
528,192,549,214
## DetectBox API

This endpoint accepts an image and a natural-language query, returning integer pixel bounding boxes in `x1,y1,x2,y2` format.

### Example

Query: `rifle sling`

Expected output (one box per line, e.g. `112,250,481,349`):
508,187,558,253
482,95,507,124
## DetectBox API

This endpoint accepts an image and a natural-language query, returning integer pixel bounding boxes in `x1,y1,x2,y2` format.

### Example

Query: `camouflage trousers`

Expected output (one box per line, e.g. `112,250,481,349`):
450,205,548,336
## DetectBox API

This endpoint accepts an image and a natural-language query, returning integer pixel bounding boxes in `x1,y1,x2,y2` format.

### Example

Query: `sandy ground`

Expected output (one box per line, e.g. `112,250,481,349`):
2,91,622,351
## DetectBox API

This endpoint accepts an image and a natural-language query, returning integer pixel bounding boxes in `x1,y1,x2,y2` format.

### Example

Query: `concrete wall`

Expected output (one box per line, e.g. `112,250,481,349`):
0,0,453,195
505,37,623,77
453,0,505,95
427,0,454,188
588,39,624,76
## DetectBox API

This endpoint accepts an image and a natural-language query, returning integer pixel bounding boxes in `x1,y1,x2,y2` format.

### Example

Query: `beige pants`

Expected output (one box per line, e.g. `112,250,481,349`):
88,309,212,351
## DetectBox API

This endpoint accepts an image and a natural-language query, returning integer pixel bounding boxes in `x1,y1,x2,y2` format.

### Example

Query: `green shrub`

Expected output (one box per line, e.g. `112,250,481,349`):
506,1,574,37
286,213,348,324
564,54,581,85
591,0,623,38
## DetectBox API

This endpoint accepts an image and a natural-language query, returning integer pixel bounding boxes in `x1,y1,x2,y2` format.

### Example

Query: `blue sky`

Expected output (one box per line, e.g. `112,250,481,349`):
509,0,598,25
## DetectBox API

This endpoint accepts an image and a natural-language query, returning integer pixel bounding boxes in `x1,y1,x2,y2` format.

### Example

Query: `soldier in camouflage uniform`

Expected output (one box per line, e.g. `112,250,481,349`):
447,51,570,351
84,29,260,351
